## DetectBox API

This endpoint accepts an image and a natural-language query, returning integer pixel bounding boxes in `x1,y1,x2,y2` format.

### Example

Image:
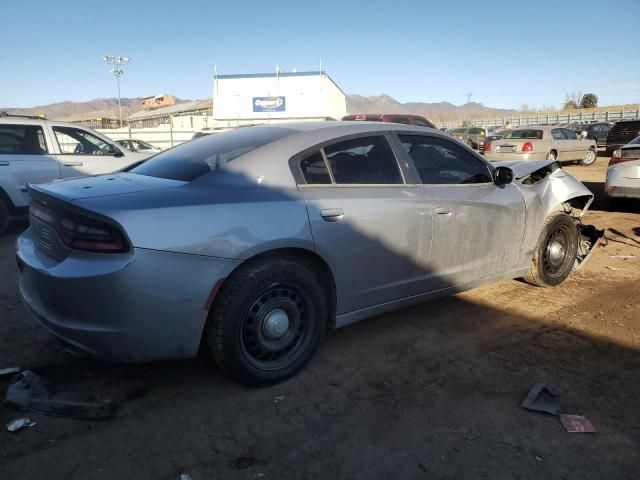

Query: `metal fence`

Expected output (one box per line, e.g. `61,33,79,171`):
435,107,640,129
97,126,198,150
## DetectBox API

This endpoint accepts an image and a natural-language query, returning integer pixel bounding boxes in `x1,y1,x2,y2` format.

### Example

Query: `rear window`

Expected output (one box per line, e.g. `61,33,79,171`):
451,128,467,134
504,130,543,139
610,121,640,132
131,126,296,181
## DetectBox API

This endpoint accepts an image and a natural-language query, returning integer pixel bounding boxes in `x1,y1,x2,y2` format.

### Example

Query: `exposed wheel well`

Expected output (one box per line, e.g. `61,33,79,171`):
549,149,558,157
211,248,337,327
0,188,16,214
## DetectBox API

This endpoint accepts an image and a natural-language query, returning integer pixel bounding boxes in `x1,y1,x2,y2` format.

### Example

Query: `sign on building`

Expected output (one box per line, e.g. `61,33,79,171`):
253,96,286,113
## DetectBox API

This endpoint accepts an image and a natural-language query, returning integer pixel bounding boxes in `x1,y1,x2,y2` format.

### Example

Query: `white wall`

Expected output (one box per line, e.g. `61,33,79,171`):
214,74,347,122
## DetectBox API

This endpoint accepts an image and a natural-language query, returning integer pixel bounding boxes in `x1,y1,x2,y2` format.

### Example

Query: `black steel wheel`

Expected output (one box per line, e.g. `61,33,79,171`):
206,257,328,386
523,212,579,287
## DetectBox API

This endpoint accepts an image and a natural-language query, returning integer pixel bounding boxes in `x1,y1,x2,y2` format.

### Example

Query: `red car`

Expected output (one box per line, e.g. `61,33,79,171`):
342,113,435,128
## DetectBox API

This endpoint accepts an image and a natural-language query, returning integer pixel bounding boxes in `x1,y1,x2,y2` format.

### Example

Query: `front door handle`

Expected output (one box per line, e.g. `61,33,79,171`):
435,207,452,215
64,161,84,166
320,208,344,222
0,161,9,166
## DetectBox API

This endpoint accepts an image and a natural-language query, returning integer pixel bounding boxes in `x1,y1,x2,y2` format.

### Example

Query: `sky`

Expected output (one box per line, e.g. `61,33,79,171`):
2,0,639,110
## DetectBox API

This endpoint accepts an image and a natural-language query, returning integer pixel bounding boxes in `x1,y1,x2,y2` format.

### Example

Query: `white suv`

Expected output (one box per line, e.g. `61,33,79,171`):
0,114,150,234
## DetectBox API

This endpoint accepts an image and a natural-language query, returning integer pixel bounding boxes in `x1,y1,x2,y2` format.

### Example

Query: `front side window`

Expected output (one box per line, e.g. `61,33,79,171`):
399,135,493,185
562,129,578,140
551,129,565,140
0,125,48,155
53,126,111,155
324,136,403,184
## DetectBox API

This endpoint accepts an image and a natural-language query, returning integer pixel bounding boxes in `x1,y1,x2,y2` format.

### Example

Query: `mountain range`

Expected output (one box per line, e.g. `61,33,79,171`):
1,94,516,122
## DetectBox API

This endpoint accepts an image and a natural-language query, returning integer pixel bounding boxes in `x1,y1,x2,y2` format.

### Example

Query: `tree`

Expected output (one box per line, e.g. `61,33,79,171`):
580,93,598,109
563,100,579,110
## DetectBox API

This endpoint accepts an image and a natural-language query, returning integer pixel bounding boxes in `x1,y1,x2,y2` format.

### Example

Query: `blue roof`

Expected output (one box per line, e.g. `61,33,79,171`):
215,71,345,96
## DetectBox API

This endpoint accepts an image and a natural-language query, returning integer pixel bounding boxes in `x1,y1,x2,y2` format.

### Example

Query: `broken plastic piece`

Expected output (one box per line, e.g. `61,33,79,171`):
7,417,36,432
4,370,116,420
0,367,21,377
559,414,596,433
521,383,561,415
574,225,604,271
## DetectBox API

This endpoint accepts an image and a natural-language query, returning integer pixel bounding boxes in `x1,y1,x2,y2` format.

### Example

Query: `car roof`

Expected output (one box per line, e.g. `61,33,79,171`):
0,116,95,129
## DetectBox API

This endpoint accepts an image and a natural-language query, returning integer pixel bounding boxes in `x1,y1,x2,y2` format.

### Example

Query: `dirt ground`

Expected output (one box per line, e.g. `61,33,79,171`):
1,157,639,480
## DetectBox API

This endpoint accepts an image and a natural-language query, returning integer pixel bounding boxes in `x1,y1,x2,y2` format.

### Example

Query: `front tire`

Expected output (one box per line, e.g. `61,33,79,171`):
206,258,328,386
580,148,597,166
523,213,579,287
547,151,557,161
0,200,9,236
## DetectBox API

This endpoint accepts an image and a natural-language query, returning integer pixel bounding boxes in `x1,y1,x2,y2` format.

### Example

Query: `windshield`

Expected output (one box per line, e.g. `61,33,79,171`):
504,129,543,140
130,126,296,181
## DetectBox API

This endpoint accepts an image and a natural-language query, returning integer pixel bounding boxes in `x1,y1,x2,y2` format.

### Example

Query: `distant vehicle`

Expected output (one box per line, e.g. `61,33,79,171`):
606,120,640,154
16,121,600,386
485,129,509,145
567,122,611,147
116,138,161,153
0,113,149,235
342,114,436,128
484,126,597,165
606,135,640,208
449,127,487,151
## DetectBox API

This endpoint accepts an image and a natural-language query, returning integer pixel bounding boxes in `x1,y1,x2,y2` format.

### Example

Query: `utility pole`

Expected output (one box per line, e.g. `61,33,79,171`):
103,55,131,128
464,92,473,104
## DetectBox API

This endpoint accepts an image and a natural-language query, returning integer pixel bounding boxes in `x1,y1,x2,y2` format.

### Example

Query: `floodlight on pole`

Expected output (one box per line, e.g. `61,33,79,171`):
103,55,131,127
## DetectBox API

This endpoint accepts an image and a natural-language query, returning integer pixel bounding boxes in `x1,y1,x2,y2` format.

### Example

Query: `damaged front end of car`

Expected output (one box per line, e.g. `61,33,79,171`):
497,160,605,270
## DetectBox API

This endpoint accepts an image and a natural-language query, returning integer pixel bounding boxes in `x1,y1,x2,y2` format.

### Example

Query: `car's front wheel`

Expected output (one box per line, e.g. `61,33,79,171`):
580,147,597,166
0,200,9,236
206,258,328,386
523,212,579,287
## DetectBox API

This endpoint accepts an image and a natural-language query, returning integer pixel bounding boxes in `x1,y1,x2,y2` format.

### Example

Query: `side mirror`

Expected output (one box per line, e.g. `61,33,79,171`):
580,131,588,139
107,144,124,157
494,166,514,186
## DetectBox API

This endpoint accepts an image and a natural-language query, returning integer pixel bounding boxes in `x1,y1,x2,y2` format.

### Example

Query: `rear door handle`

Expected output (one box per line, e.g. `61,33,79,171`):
0,161,9,166
64,161,83,166
320,208,344,222
435,207,452,215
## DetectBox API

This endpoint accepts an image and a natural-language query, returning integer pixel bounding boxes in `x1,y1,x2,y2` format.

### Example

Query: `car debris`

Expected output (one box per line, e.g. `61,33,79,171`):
610,255,635,259
6,417,36,432
521,383,561,415
4,370,116,420
0,367,21,377
574,224,604,271
559,414,596,433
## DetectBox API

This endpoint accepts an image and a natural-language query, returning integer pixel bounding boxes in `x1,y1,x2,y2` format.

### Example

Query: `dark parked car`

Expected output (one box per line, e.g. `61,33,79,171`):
342,114,436,128
606,120,640,154
568,122,611,147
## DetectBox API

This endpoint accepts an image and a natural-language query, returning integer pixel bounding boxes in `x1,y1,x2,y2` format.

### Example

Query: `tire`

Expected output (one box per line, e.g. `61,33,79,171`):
206,258,328,386
523,212,579,287
608,197,626,212
547,150,557,161
0,200,9,236
580,148,597,166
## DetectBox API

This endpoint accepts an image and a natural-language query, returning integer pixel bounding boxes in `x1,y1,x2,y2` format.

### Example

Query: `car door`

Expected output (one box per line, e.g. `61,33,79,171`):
397,133,525,287
0,124,60,207
550,128,569,160
294,134,432,316
51,125,131,178
562,128,583,160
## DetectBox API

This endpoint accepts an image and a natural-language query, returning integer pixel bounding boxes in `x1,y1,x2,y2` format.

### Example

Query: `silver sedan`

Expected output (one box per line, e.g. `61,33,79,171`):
16,122,601,385
606,135,640,207
485,126,598,165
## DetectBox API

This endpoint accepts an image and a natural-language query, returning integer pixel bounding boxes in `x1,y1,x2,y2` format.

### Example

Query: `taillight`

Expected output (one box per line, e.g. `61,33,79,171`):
485,141,493,152
30,202,128,253
522,142,534,152
608,149,635,166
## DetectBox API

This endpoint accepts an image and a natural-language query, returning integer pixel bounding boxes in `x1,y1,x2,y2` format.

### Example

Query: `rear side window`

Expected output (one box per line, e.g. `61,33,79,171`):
0,125,48,155
131,126,296,181
551,129,564,140
505,130,543,139
610,121,640,132
300,151,331,184
324,136,403,184
399,135,492,185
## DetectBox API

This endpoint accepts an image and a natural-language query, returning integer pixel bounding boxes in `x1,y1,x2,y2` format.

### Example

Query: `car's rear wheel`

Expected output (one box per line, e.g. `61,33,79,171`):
0,200,9,236
523,212,579,287
580,148,597,166
206,258,327,386
547,150,557,161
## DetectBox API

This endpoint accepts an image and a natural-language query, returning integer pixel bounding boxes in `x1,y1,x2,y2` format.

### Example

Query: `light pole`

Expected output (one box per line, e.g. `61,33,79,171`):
102,55,130,128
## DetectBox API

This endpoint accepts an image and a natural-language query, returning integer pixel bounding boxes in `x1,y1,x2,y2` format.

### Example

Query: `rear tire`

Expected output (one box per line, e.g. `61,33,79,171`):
547,151,557,161
523,212,579,287
580,148,597,166
0,200,9,236
206,258,328,386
